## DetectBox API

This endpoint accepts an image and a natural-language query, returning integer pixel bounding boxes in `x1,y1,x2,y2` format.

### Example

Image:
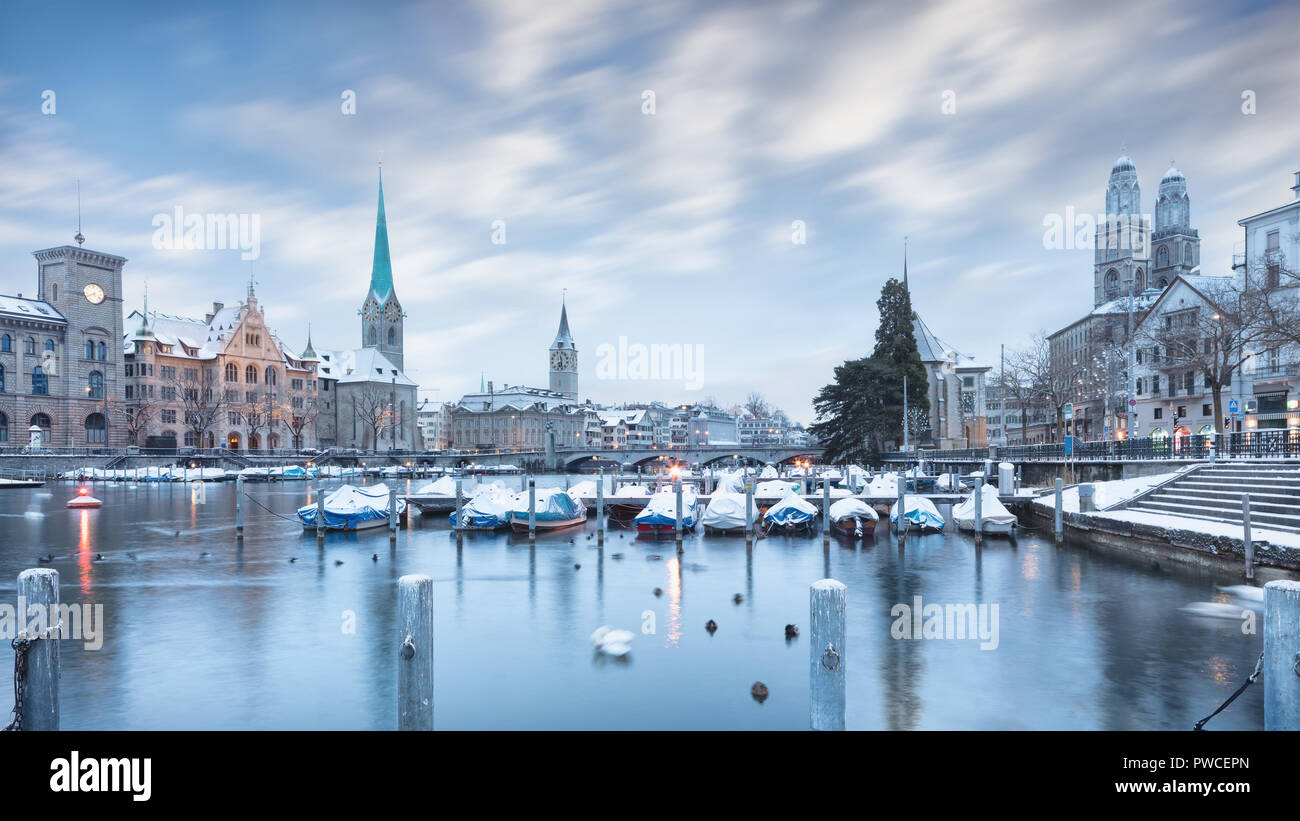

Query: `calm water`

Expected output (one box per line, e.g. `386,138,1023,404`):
0,476,1266,730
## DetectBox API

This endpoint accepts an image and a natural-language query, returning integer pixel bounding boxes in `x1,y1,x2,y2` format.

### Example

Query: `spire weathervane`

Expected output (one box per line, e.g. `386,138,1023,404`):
74,179,84,246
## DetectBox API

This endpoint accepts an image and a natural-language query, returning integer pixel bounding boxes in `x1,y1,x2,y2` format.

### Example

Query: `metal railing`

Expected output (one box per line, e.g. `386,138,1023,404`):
884,429,1300,462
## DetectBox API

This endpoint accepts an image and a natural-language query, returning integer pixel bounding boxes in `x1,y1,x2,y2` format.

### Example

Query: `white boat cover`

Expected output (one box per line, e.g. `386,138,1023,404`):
829,497,878,523
415,476,458,495
764,491,819,526
297,483,405,529
888,495,945,531
701,491,748,530
510,488,584,522
636,486,700,527
952,484,1017,529
756,479,800,496
759,466,778,479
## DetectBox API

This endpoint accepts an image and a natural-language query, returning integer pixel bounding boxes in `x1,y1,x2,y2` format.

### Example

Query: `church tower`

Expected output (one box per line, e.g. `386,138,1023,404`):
1094,151,1150,305
548,295,577,401
1151,162,1199,287
359,167,405,370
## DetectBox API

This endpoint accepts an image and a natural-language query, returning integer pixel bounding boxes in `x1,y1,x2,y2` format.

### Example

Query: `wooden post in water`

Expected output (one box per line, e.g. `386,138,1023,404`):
389,485,398,541
674,477,683,549
235,474,244,538
745,481,754,545
1053,477,1063,544
396,574,434,731
454,478,463,532
596,468,605,545
809,578,846,731
1242,494,1254,580
528,479,536,543
15,568,59,730
822,480,830,544
1264,580,1300,731
316,487,325,542
974,475,984,546
896,473,905,543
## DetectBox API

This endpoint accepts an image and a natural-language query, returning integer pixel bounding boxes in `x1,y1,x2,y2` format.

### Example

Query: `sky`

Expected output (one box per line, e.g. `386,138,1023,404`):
1,0,1297,424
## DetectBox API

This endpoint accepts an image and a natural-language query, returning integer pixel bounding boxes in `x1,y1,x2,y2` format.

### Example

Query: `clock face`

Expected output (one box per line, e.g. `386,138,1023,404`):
384,302,401,321
362,302,379,321
551,351,564,370
83,283,105,304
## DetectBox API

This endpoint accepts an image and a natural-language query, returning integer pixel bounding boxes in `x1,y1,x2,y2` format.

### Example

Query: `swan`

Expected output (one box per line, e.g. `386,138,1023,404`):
589,626,635,657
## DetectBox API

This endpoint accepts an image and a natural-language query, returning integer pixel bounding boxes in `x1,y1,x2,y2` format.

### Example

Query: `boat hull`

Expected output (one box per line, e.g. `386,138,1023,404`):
300,510,406,532
956,519,1015,536
830,517,876,538
509,513,587,532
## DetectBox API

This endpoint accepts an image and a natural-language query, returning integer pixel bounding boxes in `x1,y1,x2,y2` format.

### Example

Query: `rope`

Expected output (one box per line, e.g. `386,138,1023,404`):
1194,651,1264,730
241,492,302,523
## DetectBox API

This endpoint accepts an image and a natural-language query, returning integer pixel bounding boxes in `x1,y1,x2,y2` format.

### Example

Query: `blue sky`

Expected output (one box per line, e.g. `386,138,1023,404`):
1,0,1297,423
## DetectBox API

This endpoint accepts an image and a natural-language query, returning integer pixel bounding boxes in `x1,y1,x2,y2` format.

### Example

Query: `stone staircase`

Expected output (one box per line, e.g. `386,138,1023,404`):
1121,463,1300,535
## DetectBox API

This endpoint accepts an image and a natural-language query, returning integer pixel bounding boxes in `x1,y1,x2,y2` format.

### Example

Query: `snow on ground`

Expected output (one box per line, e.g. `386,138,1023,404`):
1096,509,1300,549
1030,468,1192,513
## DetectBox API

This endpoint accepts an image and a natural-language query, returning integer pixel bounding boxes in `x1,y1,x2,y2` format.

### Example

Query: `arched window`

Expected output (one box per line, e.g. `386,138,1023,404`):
387,327,395,346
245,365,257,384
44,339,54,353
31,366,48,395
0,411,7,442
249,433,261,451
1157,245,1168,267
25,337,36,355
265,366,276,386
85,340,95,359
184,431,198,447
88,370,104,399
97,341,106,361
225,362,239,382
1183,242,1192,264
0,363,4,393
1158,276,1169,288
0,334,9,352
85,413,106,444
51,284,57,301
368,327,377,346
31,413,51,435
1105,270,1119,299
1134,269,1144,291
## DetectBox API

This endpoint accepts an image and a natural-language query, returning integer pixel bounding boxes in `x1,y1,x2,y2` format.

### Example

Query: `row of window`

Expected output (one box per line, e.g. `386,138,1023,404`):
0,335,108,360
0,364,103,397
0,412,105,444
223,363,279,386
1135,371,1220,397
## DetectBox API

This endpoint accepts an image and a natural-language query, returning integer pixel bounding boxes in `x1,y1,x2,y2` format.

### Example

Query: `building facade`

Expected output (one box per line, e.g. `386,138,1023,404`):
1,243,127,448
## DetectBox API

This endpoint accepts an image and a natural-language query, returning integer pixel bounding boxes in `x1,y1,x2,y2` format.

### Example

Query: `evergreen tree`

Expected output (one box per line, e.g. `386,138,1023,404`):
808,278,930,462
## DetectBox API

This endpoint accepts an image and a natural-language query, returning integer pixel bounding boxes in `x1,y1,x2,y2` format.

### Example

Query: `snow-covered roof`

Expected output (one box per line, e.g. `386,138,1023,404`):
0,295,66,324
317,347,415,386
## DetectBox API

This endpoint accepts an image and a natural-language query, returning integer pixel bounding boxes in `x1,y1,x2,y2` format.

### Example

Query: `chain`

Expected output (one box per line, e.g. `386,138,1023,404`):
3,637,35,732
1194,650,1264,731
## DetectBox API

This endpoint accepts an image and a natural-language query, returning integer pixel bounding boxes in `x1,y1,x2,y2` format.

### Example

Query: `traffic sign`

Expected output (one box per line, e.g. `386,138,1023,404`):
1064,403,1073,420
1064,435,1074,456
1246,399,1258,413
1128,398,1137,407
1228,399,1239,414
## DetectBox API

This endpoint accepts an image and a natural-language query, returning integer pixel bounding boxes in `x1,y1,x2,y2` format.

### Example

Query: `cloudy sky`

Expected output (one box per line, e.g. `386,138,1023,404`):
1,0,1296,423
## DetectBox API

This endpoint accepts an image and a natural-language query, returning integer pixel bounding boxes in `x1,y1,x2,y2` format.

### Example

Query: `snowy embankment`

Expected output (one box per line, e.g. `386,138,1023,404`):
1031,469,1189,513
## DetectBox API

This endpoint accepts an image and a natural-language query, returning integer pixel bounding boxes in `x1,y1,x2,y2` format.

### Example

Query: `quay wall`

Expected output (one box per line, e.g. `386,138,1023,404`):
0,454,183,477
1023,503,1300,577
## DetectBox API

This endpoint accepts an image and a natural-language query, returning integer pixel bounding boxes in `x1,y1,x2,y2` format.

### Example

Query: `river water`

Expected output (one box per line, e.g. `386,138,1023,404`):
0,476,1266,730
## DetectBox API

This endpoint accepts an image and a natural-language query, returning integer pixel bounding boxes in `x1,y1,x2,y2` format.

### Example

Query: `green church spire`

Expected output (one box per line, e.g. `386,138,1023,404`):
370,167,394,299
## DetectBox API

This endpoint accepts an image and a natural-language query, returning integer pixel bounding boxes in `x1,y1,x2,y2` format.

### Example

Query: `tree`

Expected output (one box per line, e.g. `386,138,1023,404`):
173,373,224,449
744,392,769,419
995,350,1040,445
114,394,157,446
280,398,319,451
353,386,394,451
1023,333,1075,442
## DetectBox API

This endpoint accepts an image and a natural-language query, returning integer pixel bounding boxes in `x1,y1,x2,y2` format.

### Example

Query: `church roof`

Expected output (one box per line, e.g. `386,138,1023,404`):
551,298,574,350
911,314,948,363
1112,153,1135,174
316,347,414,386
368,170,395,301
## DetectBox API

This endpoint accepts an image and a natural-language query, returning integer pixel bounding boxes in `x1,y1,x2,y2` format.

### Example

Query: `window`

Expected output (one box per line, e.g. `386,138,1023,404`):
1152,376,1160,395
160,386,176,400
1157,246,1168,268
44,339,54,353
368,327,377,346
1154,408,1163,419
245,365,257,384
184,368,199,382
1266,230,1279,252
226,363,239,381
85,413,106,444
0,411,6,442
160,366,175,380
387,327,395,346
88,370,104,399
160,409,177,424
184,431,197,447
85,340,95,359
31,366,48,395
125,385,134,399
0,334,8,352
1136,378,1144,395
0,363,4,393
265,366,276,386
1184,372,1194,393
291,378,304,390
31,413,51,434
1202,404,1212,416
25,337,36,355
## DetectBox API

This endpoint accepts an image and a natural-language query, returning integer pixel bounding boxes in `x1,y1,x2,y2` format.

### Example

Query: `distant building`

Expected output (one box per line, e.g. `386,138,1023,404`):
1,243,127,448
911,310,991,449
418,401,453,451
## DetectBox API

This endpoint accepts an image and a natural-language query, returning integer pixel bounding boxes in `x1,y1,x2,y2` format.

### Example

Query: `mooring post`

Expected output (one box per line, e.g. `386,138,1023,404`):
454,478,463,532
596,467,605,545
745,481,754,545
519,473,526,492
1053,477,1063,545
896,473,906,542
528,479,536,543
1243,494,1254,580
389,485,398,541
822,480,830,544
974,475,984,546
674,477,683,549
235,474,244,538
396,574,434,731
810,578,846,731
15,568,60,730
316,487,325,542
1264,580,1300,731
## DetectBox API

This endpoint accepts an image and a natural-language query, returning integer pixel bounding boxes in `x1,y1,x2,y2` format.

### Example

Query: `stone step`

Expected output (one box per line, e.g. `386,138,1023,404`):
1127,499,1300,534
1178,478,1300,492
1148,493,1297,517
1161,487,1300,505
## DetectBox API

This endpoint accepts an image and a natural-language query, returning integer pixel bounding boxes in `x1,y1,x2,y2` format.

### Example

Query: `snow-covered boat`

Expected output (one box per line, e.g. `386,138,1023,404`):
509,488,587,532
450,486,517,530
889,495,945,533
414,476,458,496
828,497,878,539
701,490,749,534
952,484,1017,535
763,491,819,532
608,483,651,522
635,486,700,533
566,480,598,510
755,479,800,497
297,483,406,531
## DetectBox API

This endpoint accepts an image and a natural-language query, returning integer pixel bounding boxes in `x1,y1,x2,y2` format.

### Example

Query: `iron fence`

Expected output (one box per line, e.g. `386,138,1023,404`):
885,428,1300,462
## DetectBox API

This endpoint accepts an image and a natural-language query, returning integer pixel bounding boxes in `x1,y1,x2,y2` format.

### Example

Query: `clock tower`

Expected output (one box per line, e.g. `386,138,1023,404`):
360,167,405,370
548,296,577,401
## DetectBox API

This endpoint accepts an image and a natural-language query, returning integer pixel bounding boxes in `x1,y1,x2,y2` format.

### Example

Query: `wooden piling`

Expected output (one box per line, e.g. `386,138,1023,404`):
896,473,905,543
396,574,434,731
528,479,536,543
16,568,59,730
389,485,398,541
454,478,463,532
974,475,983,546
809,578,846,731
316,487,325,542
745,481,754,545
235,474,244,538
1243,494,1254,580
1053,477,1063,545
822,480,830,544
596,468,605,545
1264,580,1300,731
674,477,683,549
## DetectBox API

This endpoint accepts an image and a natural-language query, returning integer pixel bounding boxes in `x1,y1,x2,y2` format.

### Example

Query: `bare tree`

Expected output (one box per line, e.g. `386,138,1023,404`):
1021,333,1078,442
173,373,224,449
743,392,769,419
114,394,158,446
353,386,394,451
280,397,319,451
